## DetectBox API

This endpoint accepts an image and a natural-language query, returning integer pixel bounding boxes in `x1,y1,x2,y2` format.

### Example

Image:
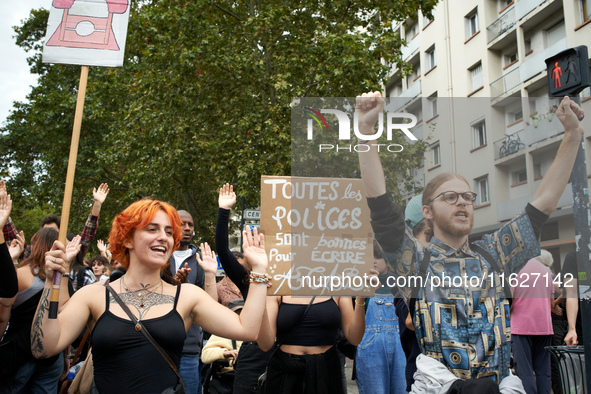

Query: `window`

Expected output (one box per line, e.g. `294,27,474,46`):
388,80,403,97
499,0,513,13
423,14,432,28
407,63,421,86
465,10,479,39
405,21,418,41
512,170,527,184
472,120,486,148
512,164,541,184
425,46,436,70
475,176,489,205
545,21,565,48
504,51,517,67
582,0,591,23
431,142,441,166
524,39,532,55
427,93,438,119
470,63,483,91
534,164,542,178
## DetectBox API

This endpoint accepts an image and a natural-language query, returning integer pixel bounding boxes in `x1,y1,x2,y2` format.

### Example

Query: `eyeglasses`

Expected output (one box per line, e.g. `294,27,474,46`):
429,191,477,205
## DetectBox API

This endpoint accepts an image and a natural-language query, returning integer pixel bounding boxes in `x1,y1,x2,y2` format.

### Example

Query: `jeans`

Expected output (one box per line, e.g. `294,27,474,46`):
180,353,202,394
355,296,407,394
512,334,552,394
0,353,63,394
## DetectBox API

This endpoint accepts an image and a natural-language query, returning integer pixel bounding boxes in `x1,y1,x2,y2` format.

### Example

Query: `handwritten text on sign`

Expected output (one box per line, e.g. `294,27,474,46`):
260,176,373,296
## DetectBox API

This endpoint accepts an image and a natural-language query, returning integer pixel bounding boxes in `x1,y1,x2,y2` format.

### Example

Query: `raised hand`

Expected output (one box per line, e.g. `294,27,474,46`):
196,242,219,275
65,235,82,264
242,227,267,273
173,263,191,284
97,239,112,262
9,231,25,262
556,96,585,137
355,91,385,136
218,183,237,210
0,180,6,195
0,191,12,229
93,183,110,205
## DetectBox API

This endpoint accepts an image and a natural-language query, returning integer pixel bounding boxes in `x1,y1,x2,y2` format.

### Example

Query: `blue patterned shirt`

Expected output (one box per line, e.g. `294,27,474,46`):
369,194,547,381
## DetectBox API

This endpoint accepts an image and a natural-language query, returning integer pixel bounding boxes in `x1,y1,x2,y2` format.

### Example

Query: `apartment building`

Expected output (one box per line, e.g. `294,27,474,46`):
386,0,591,271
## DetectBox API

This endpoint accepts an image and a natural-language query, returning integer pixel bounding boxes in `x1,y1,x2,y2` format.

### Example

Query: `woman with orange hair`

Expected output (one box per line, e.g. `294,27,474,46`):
31,198,269,394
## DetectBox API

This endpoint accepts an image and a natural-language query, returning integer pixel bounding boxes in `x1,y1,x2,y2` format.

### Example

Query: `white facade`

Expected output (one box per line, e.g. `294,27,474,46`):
387,0,591,271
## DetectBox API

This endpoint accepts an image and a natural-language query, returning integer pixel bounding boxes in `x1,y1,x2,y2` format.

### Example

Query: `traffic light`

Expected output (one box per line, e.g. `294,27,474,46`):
545,46,590,97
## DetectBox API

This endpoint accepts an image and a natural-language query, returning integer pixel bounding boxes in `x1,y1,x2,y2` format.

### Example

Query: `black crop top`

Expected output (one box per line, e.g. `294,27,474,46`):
276,298,341,346
91,285,186,394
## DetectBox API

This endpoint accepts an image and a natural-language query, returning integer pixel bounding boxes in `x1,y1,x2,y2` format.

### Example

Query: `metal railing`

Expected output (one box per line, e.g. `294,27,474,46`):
490,67,520,98
493,130,526,160
487,6,516,43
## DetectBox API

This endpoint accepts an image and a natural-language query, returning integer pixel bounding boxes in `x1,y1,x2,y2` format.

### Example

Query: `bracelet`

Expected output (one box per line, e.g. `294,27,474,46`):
358,139,370,144
355,299,365,307
249,271,270,284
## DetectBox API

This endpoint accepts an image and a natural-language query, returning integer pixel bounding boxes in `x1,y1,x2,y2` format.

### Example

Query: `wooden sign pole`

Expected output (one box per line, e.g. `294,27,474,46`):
49,65,89,319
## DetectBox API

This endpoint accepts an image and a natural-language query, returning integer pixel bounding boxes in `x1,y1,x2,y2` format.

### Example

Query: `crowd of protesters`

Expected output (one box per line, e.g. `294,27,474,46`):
0,93,586,394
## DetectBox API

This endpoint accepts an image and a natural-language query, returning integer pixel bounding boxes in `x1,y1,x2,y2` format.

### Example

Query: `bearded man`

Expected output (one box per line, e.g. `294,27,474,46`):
356,92,585,390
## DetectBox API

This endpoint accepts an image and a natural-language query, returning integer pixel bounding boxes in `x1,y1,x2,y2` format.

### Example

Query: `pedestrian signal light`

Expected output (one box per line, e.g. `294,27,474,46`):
545,46,590,97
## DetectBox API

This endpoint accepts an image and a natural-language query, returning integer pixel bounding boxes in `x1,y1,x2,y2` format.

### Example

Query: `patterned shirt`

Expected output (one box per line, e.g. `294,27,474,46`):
2,214,98,260
368,194,547,382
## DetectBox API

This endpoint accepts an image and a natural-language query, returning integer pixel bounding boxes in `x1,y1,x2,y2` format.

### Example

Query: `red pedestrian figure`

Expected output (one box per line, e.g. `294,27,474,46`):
552,62,562,89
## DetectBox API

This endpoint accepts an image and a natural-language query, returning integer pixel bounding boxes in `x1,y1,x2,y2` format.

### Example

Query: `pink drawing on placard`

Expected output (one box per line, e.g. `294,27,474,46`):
46,0,129,50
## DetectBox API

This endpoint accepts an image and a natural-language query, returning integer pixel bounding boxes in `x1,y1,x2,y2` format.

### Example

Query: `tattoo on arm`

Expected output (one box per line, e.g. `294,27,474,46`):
31,288,50,359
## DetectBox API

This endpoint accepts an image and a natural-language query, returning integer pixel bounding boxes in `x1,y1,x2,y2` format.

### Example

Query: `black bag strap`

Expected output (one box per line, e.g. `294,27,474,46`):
470,243,512,302
105,283,183,385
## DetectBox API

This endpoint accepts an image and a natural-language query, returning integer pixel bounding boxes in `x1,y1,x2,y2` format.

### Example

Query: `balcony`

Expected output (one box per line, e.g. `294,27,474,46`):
493,114,565,160
487,6,516,43
516,0,549,21
402,36,420,61
490,67,520,98
493,130,526,160
520,37,567,83
521,112,564,146
387,79,422,111
497,185,572,221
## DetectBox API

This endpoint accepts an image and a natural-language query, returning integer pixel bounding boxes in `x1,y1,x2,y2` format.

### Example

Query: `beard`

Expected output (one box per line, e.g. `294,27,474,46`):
432,208,473,238
180,240,190,247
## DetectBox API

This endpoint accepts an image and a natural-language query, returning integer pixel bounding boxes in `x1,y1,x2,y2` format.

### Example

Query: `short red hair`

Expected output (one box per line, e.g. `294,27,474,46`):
108,198,182,268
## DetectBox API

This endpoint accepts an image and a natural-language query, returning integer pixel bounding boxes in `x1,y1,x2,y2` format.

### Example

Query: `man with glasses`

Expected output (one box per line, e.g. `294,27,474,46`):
356,92,585,388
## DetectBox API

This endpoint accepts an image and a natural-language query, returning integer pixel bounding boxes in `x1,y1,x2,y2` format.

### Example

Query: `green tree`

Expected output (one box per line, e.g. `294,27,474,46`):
1,0,437,244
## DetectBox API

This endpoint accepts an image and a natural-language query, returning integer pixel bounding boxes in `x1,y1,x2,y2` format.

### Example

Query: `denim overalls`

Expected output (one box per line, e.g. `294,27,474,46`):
355,294,407,394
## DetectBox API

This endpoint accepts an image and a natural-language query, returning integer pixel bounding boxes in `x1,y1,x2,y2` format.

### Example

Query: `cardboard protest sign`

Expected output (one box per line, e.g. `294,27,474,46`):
43,0,131,67
261,176,374,296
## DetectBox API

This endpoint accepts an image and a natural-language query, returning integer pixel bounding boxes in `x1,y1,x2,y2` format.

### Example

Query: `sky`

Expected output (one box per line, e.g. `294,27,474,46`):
0,0,48,127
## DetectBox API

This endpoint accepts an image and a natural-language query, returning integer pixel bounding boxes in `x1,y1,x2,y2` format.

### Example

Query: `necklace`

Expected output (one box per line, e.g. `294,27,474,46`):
121,276,162,307
120,276,164,331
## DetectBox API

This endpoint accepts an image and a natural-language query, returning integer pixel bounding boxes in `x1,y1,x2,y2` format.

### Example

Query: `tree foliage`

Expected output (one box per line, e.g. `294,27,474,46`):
1,0,437,245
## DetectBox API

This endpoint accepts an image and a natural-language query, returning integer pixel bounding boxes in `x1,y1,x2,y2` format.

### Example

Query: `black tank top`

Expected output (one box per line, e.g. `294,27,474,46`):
91,285,186,394
276,298,341,346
